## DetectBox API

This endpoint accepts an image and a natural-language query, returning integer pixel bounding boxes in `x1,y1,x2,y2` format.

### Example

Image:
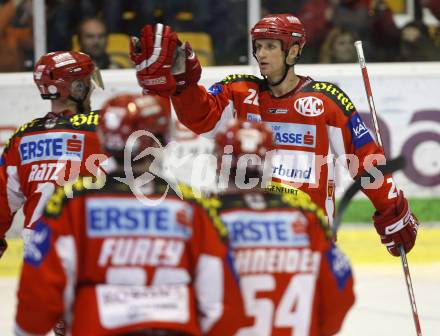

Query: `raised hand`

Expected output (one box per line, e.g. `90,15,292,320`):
130,24,178,96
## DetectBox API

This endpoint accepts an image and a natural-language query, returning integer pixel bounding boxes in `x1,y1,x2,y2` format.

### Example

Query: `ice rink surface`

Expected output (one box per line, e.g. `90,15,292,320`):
1,263,439,336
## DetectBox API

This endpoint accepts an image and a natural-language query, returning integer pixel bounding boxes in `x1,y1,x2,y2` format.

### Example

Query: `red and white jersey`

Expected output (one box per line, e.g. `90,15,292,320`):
196,189,355,336
0,110,103,237
172,76,400,221
15,176,245,336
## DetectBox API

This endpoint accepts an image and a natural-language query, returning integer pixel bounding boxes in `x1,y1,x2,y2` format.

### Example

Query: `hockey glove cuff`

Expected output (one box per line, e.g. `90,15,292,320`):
172,42,202,94
373,192,419,256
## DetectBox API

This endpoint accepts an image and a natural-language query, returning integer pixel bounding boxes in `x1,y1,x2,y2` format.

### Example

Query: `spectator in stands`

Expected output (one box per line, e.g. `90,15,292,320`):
80,0,156,35
0,0,33,72
367,0,401,62
263,0,332,63
399,20,440,61
319,27,358,63
78,17,124,69
46,0,79,52
327,0,369,40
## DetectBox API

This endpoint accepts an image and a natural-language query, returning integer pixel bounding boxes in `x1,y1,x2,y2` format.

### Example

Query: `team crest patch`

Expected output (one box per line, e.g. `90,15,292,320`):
347,112,374,149
208,83,223,96
294,97,324,117
326,244,352,290
24,221,52,267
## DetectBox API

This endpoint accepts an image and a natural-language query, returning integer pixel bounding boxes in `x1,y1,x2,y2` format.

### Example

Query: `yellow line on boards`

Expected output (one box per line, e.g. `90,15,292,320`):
0,226,439,277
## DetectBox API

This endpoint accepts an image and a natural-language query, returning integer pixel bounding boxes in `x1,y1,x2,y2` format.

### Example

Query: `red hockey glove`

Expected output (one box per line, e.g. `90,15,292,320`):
0,238,7,258
172,42,202,94
130,24,178,96
373,193,419,256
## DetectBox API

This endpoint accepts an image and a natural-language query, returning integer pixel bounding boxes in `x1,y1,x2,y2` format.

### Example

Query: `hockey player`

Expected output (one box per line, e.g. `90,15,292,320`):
15,94,245,336
183,119,355,336
0,51,105,259
128,16,419,258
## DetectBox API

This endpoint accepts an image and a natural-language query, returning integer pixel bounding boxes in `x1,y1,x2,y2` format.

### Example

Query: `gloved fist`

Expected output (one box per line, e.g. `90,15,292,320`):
172,42,202,94
130,24,178,96
373,192,419,256
0,238,7,258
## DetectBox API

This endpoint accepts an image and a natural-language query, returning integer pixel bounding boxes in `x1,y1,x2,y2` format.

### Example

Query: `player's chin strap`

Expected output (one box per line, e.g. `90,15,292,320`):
332,155,406,235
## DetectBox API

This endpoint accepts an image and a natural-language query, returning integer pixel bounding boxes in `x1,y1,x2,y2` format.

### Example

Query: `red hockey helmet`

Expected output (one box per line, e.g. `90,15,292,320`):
33,51,103,100
251,14,306,52
214,120,274,170
98,94,171,157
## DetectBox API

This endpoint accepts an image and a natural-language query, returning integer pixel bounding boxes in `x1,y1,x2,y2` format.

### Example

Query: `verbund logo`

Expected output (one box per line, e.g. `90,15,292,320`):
294,96,324,117
271,150,316,183
19,132,85,164
269,122,316,148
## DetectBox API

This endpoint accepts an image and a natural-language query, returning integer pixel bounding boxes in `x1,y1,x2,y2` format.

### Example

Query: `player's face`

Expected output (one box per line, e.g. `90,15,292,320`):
254,39,285,78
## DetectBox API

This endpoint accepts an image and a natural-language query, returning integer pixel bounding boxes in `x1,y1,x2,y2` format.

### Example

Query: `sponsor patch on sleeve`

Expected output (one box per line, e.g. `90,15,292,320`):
24,221,52,267
0,156,4,167
208,83,223,96
347,112,374,149
326,243,352,290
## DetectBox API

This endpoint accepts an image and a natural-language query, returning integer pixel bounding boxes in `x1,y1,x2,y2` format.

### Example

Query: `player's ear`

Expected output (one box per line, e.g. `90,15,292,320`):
286,44,300,66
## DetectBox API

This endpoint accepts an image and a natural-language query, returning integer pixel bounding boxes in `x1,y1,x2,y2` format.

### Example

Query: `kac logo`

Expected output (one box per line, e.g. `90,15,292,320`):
294,96,324,117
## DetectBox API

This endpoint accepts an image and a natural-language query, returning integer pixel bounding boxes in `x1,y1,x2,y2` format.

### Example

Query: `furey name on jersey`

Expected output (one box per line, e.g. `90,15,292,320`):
87,198,192,267
26,198,194,268
19,132,85,164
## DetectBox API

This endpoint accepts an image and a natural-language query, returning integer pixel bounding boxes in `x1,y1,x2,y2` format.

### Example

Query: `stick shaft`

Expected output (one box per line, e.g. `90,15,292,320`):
354,41,383,147
354,40,422,336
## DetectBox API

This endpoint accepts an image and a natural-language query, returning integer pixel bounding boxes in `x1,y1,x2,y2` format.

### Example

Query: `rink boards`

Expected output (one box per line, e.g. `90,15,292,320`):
1,225,439,277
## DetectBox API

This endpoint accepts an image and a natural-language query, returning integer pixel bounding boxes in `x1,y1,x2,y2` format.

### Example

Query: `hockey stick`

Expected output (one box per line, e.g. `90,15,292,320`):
332,155,406,234
354,40,422,336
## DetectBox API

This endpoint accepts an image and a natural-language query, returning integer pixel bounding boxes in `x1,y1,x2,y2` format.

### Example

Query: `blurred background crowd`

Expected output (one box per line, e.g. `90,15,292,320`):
1,0,440,72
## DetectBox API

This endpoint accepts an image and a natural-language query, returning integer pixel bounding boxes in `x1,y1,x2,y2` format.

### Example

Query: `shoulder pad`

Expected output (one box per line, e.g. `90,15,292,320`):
44,176,106,218
300,81,356,116
4,110,101,151
220,74,263,85
3,118,45,151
